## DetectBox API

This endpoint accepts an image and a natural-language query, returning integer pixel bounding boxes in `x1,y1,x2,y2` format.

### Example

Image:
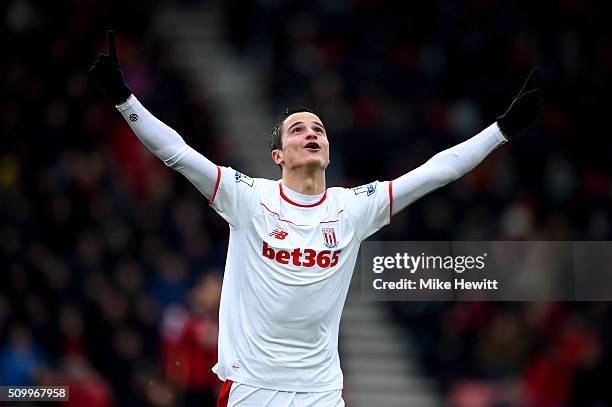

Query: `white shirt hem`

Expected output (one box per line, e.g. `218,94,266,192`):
224,374,343,393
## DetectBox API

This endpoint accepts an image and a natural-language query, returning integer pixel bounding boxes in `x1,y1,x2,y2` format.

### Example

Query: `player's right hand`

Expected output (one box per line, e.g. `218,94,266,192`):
90,30,132,105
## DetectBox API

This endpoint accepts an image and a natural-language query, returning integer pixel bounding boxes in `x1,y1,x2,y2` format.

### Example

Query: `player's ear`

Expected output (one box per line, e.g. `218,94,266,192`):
271,149,284,165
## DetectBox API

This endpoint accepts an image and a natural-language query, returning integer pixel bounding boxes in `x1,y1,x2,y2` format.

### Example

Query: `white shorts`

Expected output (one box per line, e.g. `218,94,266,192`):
218,380,345,407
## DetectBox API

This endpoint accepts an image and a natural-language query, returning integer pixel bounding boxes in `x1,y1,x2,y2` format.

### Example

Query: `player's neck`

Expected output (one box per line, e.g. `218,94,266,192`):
281,168,326,195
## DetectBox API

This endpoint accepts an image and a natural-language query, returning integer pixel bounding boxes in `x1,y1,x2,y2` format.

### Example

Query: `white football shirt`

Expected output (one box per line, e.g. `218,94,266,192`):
115,95,506,393
210,167,391,392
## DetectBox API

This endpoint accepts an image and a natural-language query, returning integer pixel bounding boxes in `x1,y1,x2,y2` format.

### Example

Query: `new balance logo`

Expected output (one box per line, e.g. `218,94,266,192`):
269,229,289,240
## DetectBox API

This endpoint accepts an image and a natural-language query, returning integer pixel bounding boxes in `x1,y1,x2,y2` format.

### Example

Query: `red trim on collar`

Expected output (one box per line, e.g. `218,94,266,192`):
279,182,327,207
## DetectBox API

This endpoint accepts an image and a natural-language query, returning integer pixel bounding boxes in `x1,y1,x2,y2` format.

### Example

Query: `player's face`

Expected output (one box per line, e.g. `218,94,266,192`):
274,112,330,172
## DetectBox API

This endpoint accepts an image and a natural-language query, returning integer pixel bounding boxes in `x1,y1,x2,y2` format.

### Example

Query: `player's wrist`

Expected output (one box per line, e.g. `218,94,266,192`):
495,120,510,141
115,93,134,108
109,85,132,106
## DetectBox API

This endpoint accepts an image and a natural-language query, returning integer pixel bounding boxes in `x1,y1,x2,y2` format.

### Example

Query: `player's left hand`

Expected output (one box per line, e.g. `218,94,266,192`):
496,67,543,138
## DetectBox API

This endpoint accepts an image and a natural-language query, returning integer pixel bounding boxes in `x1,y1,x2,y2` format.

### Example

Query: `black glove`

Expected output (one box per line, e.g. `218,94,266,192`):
90,30,132,105
496,67,543,138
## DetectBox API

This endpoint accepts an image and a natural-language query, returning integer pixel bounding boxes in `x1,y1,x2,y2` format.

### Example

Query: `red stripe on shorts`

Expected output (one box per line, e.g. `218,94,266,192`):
216,379,233,407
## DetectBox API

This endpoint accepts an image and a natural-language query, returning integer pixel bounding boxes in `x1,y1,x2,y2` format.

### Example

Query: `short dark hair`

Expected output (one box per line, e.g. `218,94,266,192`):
269,107,316,152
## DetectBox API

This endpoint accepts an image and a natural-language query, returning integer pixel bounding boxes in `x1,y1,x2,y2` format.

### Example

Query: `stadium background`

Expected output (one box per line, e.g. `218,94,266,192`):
2,0,611,406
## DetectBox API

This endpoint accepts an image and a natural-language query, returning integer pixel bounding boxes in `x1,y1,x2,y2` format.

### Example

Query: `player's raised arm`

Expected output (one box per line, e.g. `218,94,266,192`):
391,68,543,215
89,30,218,201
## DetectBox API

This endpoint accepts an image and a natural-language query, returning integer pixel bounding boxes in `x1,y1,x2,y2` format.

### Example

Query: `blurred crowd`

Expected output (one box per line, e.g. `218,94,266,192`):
2,0,612,406
1,0,228,405
390,301,612,406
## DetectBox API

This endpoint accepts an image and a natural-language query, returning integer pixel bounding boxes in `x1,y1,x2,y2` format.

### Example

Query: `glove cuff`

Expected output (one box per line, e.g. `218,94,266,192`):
496,114,515,139
108,84,132,106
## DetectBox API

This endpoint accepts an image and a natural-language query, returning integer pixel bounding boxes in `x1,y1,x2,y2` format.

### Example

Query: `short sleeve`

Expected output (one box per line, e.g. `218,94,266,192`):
345,180,392,241
210,166,260,228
